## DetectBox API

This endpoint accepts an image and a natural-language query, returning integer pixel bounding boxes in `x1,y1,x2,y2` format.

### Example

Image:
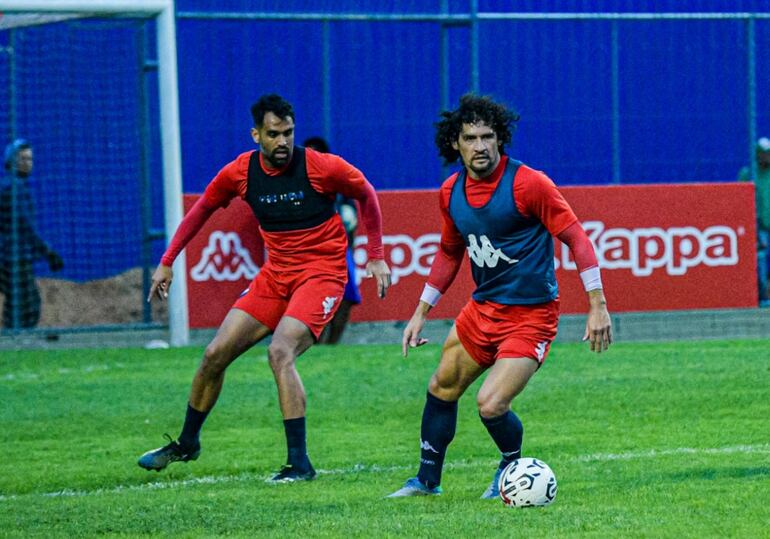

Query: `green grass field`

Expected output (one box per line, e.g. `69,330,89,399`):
1,339,768,538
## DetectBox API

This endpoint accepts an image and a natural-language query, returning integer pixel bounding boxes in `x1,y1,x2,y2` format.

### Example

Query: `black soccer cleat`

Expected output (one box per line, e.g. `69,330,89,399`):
137,434,201,471
267,463,317,483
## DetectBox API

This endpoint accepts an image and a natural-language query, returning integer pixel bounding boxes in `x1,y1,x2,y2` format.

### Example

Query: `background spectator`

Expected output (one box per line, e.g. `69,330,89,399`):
0,139,63,329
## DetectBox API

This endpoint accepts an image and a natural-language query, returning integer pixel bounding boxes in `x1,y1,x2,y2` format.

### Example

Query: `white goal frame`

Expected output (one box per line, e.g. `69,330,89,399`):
0,0,189,345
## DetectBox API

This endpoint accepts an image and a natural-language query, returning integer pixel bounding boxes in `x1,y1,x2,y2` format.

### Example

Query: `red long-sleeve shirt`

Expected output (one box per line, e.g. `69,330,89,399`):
161,148,384,271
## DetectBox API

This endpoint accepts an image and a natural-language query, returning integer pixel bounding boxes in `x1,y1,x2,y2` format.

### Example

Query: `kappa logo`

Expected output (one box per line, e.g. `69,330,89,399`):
535,341,548,361
466,234,518,268
190,231,260,282
322,296,338,318
554,220,740,277
420,439,440,454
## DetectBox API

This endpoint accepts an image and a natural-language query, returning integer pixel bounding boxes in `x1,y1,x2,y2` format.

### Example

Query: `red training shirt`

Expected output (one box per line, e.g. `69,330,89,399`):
161,147,384,273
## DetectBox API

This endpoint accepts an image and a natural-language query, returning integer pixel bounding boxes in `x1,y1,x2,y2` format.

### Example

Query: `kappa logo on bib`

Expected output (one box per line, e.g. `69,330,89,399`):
466,234,518,268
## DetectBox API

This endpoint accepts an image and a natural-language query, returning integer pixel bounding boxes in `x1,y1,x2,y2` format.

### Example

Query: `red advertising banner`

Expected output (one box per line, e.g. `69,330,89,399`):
183,196,264,329
551,184,756,314
184,183,757,328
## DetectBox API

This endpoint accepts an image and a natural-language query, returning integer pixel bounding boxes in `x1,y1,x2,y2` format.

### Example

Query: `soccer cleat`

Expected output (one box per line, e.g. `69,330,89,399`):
267,463,317,483
137,434,200,471
480,466,505,499
386,476,442,498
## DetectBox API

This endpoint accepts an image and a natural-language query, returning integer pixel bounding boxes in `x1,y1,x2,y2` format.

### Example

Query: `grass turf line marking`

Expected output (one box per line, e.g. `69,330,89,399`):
1,363,127,382
1,443,768,502
575,444,770,462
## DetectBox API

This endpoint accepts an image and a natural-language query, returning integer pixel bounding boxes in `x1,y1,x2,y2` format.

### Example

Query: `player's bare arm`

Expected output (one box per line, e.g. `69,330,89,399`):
402,300,432,357
365,258,392,299
148,264,173,302
553,221,611,354
583,289,612,353
401,212,464,357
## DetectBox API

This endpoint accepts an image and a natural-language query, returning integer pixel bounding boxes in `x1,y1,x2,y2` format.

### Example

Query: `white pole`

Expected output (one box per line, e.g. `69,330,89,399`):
156,1,189,346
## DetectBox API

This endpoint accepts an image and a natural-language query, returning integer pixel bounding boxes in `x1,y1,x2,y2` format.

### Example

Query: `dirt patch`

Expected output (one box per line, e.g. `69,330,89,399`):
0,267,168,327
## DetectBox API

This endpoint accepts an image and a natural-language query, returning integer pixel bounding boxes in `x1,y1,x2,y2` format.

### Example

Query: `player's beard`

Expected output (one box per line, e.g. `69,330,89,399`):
468,154,494,177
266,147,292,168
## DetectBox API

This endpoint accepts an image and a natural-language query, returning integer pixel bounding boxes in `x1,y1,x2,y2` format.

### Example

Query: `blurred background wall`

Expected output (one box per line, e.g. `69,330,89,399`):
0,1,767,311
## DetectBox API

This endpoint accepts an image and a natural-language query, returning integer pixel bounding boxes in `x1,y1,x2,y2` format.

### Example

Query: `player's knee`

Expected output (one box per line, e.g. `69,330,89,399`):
476,392,509,418
201,341,230,378
428,373,462,401
267,340,296,371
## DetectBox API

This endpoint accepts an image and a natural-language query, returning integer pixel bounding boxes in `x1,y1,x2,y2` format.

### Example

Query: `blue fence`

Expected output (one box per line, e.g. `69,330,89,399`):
1,3,768,283
174,7,769,190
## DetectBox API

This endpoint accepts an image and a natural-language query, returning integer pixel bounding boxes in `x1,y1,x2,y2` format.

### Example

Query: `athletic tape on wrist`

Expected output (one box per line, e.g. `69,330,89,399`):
420,284,442,307
580,266,603,292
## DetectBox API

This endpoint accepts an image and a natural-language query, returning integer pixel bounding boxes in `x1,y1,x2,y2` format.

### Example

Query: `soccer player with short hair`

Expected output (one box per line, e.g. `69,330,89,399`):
388,94,612,498
138,94,391,482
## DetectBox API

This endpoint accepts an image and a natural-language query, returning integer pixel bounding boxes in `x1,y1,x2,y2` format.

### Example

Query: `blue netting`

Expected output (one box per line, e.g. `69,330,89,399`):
0,18,160,283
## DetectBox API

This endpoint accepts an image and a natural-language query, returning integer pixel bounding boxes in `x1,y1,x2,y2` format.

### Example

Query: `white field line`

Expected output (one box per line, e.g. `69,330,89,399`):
1,443,768,503
575,444,770,462
1,363,127,382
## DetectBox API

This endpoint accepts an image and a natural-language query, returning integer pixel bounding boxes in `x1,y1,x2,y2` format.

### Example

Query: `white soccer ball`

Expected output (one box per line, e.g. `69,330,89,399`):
498,457,557,507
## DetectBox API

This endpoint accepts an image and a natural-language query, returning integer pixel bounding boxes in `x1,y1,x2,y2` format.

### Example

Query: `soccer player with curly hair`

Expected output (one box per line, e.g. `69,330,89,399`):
389,94,612,498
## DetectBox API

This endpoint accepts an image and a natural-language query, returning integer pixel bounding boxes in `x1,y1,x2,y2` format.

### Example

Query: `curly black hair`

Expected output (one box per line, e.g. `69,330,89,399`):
250,94,295,127
434,94,520,164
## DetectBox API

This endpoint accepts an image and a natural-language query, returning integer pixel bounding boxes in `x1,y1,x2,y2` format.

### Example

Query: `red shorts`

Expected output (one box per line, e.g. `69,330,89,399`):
455,299,560,368
232,265,346,339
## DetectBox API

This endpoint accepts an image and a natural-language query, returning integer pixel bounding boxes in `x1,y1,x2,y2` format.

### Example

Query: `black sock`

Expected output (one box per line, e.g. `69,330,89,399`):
416,392,458,489
178,403,209,449
480,411,523,469
284,417,310,470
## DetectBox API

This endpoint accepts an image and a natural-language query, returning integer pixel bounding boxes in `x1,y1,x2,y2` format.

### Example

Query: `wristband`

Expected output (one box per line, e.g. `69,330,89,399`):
419,284,442,307
579,266,603,292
